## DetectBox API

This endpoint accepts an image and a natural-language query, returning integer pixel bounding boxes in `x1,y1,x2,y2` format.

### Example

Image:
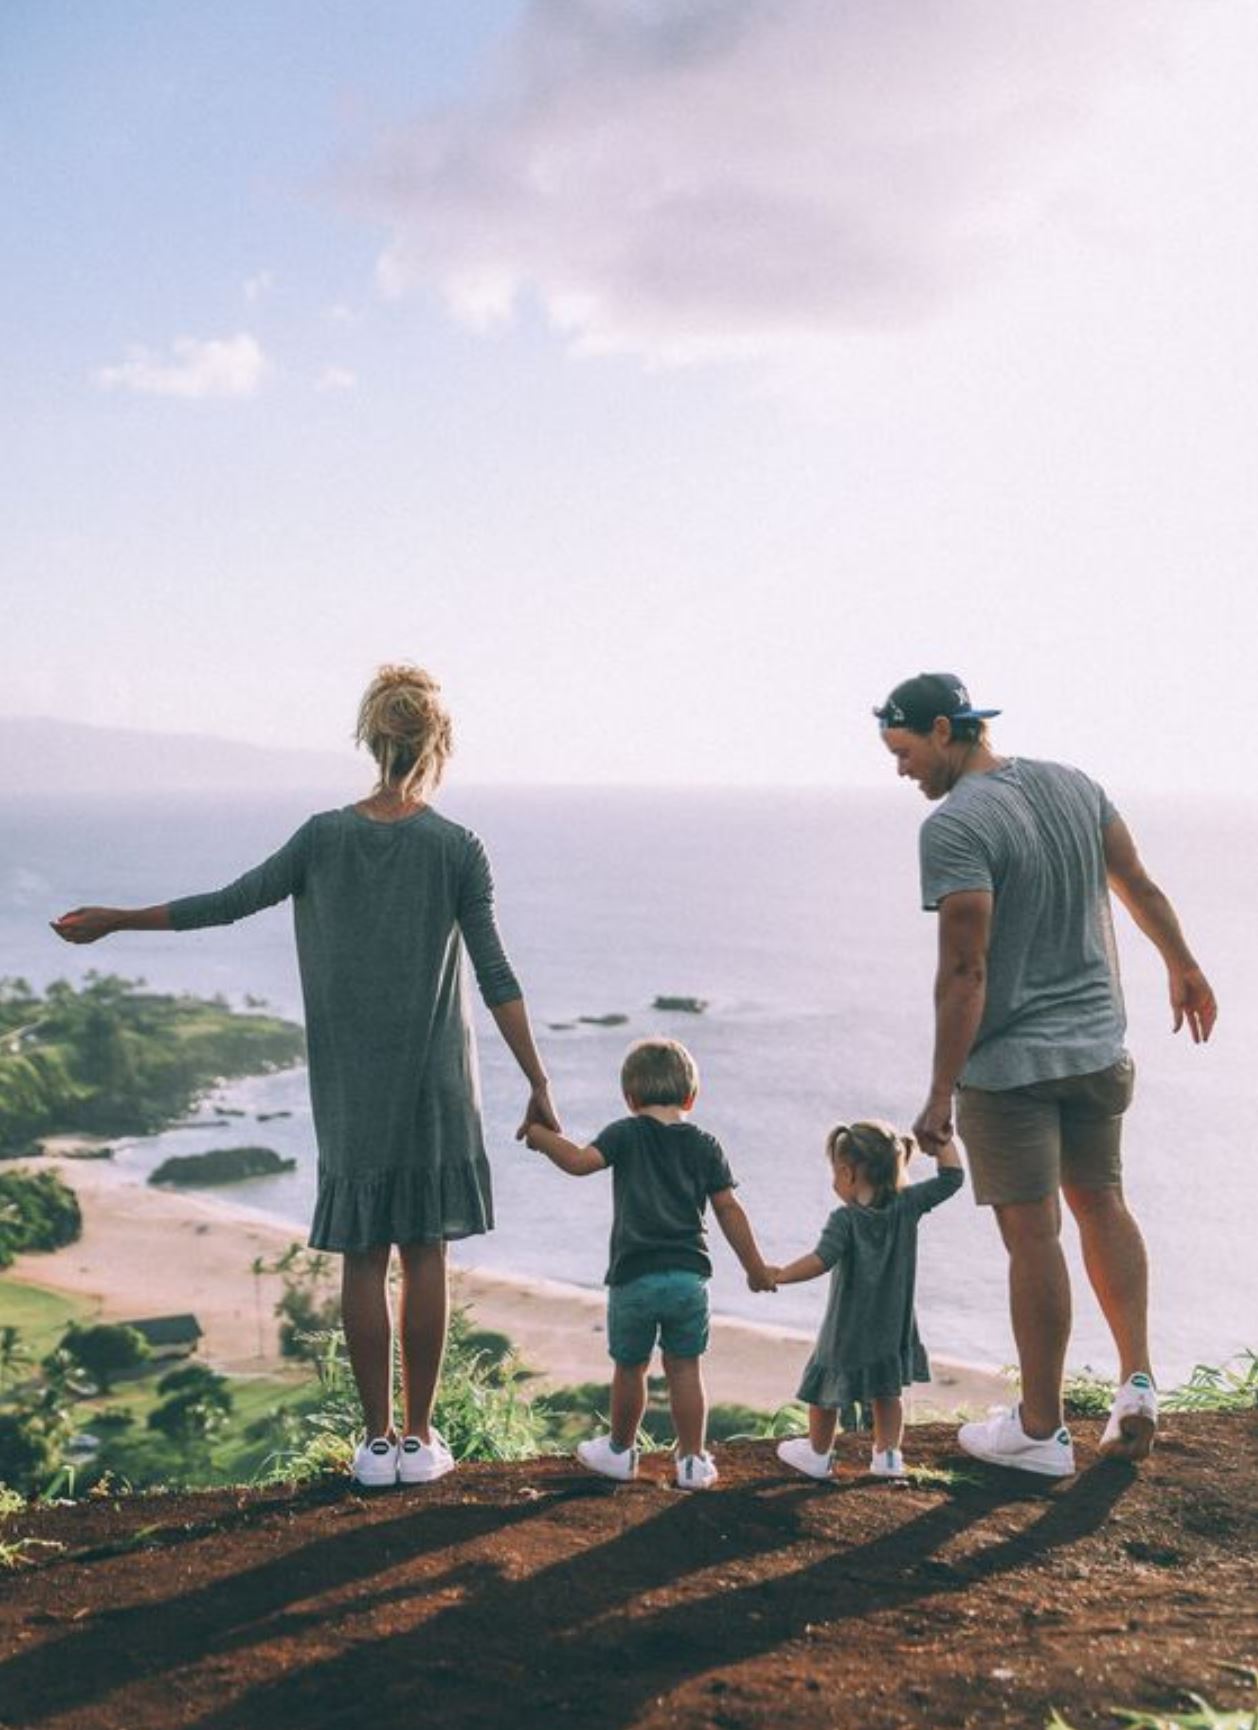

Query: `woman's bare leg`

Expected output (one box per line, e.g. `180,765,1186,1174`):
341,1245,394,1438
398,1240,449,1441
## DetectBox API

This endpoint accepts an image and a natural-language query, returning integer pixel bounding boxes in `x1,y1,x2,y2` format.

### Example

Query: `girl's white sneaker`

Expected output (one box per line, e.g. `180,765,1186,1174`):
869,1447,907,1479
350,1436,399,1488
675,1450,719,1491
776,1437,834,1480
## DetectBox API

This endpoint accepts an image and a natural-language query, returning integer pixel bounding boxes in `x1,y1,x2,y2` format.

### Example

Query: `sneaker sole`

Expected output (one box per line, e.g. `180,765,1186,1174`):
958,1438,1076,1478
398,1461,456,1485
350,1472,398,1489
1099,1413,1156,1462
575,1458,637,1483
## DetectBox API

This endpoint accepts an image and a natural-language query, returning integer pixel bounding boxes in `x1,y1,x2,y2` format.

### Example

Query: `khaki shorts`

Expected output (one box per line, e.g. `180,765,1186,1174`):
957,1055,1135,1207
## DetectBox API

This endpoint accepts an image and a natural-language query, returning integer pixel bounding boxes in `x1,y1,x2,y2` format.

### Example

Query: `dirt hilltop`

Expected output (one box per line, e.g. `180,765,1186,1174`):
2,1414,1255,1730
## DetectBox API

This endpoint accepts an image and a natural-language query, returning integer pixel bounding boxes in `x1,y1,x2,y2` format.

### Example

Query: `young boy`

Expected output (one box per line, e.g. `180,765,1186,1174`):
526,1036,773,1489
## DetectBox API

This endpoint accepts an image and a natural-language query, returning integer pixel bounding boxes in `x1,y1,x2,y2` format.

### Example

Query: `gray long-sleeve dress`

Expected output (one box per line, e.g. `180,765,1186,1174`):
796,1166,964,1409
169,805,521,1252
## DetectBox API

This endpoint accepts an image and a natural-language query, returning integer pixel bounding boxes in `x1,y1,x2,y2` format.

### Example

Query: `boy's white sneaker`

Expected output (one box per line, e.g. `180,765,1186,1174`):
675,1450,719,1491
1099,1373,1158,1461
776,1437,834,1480
576,1434,639,1481
958,1406,1076,1478
350,1435,399,1488
398,1428,456,1484
869,1447,907,1480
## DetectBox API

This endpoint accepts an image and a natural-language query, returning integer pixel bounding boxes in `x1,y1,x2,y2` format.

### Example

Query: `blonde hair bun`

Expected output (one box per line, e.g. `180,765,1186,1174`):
355,663,454,798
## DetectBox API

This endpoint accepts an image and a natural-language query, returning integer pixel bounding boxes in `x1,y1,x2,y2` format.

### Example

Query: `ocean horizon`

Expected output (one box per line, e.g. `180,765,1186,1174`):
3,785,1253,1384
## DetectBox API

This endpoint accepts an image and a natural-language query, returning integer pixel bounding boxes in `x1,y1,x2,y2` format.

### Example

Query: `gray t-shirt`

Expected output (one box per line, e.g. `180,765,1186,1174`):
591,1116,737,1287
919,758,1126,1089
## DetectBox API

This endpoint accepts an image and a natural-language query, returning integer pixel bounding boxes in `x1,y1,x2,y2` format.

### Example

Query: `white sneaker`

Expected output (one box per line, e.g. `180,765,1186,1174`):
675,1450,719,1491
776,1436,834,1480
1099,1373,1158,1461
397,1428,456,1484
576,1433,639,1481
958,1406,1076,1478
869,1447,907,1479
350,1435,398,1488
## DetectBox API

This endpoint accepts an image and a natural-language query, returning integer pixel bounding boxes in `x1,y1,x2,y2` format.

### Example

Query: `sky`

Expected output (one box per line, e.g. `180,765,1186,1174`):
3,0,1257,793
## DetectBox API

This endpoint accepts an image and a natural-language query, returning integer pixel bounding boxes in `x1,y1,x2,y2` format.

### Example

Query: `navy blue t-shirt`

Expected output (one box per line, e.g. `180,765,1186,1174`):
591,1116,737,1287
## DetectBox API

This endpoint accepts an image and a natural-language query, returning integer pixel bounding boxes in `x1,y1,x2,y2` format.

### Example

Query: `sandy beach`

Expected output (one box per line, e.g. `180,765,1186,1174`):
5,1155,1006,1416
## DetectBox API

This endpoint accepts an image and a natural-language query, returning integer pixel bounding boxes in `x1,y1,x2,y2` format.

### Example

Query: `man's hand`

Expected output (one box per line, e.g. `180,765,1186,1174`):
51,908,116,945
747,1263,778,1293
1169,964,1217,1044
913,1091,954,1151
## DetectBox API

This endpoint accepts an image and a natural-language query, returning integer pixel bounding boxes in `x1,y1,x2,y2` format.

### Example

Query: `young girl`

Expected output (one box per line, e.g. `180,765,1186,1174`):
770,1121,963,1480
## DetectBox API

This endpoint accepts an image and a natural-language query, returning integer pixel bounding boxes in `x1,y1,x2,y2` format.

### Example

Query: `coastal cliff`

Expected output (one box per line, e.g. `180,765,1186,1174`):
1,1414,1254,1730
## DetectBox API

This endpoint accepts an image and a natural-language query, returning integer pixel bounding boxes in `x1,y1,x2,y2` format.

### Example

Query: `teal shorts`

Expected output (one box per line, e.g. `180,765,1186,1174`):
607,1269,710,1366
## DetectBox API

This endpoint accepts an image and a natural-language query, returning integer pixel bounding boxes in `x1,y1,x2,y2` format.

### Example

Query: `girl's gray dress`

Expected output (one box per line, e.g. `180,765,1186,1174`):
169,806,521,1252
797,1167,963,1409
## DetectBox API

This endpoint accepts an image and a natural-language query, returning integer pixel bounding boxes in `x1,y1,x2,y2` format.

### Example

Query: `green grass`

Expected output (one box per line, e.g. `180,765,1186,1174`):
0,1280,92,1360
1048,1665,1256,1728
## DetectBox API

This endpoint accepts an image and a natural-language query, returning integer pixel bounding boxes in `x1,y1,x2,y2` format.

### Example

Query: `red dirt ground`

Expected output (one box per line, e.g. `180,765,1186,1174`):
1,1414,1254,1730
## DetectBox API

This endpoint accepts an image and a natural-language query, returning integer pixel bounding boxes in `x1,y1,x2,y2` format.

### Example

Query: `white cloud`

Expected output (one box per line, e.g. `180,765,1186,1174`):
244,269,275,303
363,0,1187,362
315,365,358,392
96,333,269,399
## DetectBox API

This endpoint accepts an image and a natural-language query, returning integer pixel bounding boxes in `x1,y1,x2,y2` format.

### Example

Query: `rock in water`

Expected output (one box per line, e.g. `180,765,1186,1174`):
148,1146,296,1187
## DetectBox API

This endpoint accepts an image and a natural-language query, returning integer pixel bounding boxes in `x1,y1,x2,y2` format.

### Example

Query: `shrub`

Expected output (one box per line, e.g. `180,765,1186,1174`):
59,1322,150,1394
0,1169,82,1267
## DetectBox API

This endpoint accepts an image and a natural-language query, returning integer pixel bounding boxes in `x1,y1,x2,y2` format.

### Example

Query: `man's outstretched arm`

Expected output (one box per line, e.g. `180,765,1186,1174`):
1103,817,1217,1043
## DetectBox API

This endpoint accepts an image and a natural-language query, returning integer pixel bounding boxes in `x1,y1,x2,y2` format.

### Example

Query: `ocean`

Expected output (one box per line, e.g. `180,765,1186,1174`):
3,786,1253,1383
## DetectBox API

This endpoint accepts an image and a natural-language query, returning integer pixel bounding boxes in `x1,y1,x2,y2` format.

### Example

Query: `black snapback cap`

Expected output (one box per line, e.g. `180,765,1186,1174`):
873,672,1001,732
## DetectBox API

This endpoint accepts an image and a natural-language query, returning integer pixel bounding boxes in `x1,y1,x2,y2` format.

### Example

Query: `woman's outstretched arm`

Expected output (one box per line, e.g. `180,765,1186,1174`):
52,905,172,944
52,824,311,945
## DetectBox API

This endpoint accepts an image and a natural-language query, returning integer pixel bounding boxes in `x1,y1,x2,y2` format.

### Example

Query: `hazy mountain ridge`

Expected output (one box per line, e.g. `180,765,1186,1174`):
0,716,360,795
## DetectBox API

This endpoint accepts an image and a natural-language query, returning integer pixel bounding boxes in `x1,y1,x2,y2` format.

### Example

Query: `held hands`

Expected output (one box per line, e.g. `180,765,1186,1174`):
747,1262,778,1294
1169,963,1217,1044
515,1081,560,1143
50,908,116,945
912,1091,954,1153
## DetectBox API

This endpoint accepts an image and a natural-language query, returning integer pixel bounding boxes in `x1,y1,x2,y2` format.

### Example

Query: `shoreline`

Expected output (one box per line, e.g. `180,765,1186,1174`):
4,1154,1009,1417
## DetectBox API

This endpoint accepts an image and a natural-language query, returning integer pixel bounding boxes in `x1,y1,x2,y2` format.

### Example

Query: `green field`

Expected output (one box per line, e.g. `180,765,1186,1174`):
0,1279,91,1359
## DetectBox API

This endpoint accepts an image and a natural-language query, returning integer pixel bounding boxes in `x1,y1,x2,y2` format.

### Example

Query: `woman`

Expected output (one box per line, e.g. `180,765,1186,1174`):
53,663,557,1487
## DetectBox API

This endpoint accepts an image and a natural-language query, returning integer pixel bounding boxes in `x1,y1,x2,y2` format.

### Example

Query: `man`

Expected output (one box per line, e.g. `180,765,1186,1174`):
876,672,1216,1476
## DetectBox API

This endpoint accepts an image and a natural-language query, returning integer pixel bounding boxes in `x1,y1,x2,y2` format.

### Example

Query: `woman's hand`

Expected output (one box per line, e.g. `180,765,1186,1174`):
516,1081,560,1141
50,908,118,945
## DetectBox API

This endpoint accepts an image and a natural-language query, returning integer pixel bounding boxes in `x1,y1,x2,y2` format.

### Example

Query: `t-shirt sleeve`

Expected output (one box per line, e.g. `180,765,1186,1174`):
168,820,312,929
902,1165,965,1218
1095,778,1120,828
702,1133,738,1196
919,810,993,911
591,1118,636,1166
456,834,523,1008
812,1206,851,1271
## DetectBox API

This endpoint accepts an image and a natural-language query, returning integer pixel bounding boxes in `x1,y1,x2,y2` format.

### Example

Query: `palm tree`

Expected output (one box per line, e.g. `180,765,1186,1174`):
0,1324,32,1393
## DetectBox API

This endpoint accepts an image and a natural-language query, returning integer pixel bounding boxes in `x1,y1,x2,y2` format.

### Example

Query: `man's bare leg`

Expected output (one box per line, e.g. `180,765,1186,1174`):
994,1194,1071,1437
1063,1183,1151,1383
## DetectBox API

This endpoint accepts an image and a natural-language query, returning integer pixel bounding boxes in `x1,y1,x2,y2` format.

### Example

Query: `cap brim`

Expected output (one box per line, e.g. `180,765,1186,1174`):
954,708,1001,720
